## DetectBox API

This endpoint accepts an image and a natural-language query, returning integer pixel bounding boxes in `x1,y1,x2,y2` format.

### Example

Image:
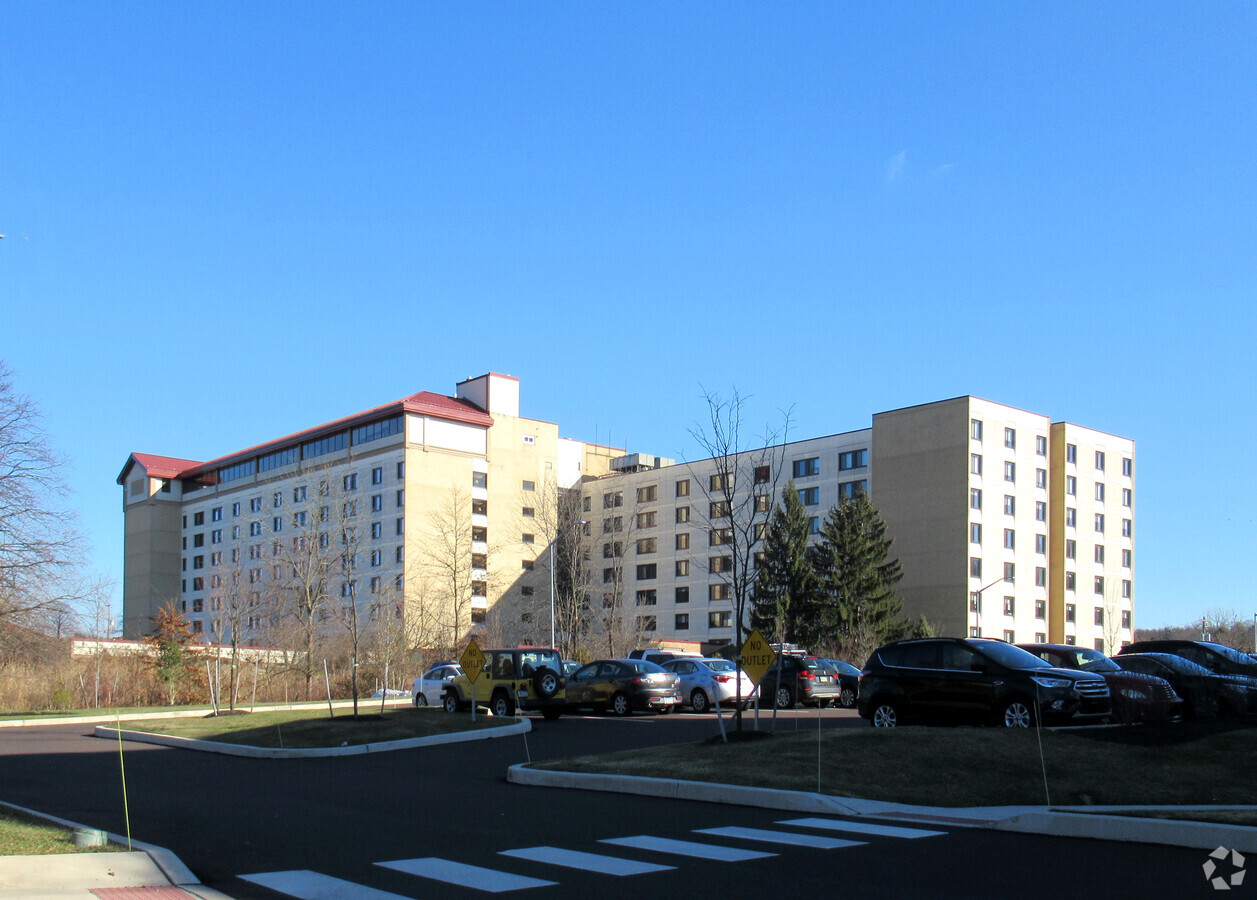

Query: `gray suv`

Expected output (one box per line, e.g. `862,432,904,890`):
857,637,1111,727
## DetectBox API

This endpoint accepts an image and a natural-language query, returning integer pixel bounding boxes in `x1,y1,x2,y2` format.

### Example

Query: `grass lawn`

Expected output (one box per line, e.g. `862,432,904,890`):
530,718,1257,809
118,707,515,748
0,809,118,856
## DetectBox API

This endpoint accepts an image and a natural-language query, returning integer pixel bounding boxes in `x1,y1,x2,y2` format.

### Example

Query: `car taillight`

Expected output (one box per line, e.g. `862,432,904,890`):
713,674,731,683
799,670,815,680
633,676,649,685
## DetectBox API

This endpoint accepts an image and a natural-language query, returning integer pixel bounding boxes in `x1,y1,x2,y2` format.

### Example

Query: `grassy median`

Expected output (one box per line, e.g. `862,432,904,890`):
531,718,1257,810
0,809,118,855
117,706,511,748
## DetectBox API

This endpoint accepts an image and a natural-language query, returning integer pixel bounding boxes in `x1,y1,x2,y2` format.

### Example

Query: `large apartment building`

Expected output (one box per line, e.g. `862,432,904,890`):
118,383,1134,655
579,396,1135,653
117,374,622,645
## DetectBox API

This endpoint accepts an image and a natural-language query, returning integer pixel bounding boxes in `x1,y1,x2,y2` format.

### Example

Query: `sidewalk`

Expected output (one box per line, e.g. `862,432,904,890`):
507,763,1257,852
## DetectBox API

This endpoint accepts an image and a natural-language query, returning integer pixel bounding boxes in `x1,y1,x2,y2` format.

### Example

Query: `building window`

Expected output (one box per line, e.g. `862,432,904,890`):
675,614,690,630
675,506,690,524
1095,483,1105,503
1035,469,1047,489
1066,476,1076,496
1003,562,1015,582
1094,545,1105,564
637,538,657,554
676,479,690,497
396,518,405,535
193,511,205,526
637,511,658,528
1066,444,1077,464
1095,514,1105,533
754,465,771,484
343,474,358,492
1122,609,1132,628
603,491,622,509
397,461,406,479
1065,539,1075,559
1094,576,1105,594
637,485,657,503
1122,488,1132,507
232,502,241,517
1035,566,1046,587
636,563,657,580
1003,629,1015,643
708,611,732,629
970,523,982,544
1066,572,1076,591
754,493,771,513
1035,501,1046,522
970,627,980,637
971,454,983,476
970,557,982,578
1003,529,1015,549
521,506,535,519
1122,549,1132,568
1003,496,1015,516
522,480,535,492
1035,534,1046,554
709,583,731,601
971,489,982,510
1122,457,1132,477
809,517,820,535
1004,428,1016,449
1065,603,1076,623
799,487,820,506
1122,579,1132,599
1095,451,1105,471
211,529,222,544
1035,599,1046,620
710,527,732,546
637,615,657,632
472,471,487,489
675,533,690,550
675,586,689,603
710,555,733,574
971,419,983,441
1094,607,1104,626
710,473,730,492
1003,461,1015,483
1003,597,1015,616
1066,508,1076,528
396,490,405,507
838,449,868,470
970,592,981,613
793,458,820,478
635,589,657,606
1036,435,1047,456
675,559,689,576
1122,519,1132,538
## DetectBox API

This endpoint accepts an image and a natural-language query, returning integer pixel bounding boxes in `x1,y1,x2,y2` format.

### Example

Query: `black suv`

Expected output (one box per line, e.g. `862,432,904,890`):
857,638,1111,727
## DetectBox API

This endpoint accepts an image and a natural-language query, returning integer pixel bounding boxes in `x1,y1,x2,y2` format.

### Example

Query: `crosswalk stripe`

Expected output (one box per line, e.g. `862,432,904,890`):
377,857,556,892
499,846,675,875
777,817,947,839
600,835,775,861
239,870,413,900
694,826,866,850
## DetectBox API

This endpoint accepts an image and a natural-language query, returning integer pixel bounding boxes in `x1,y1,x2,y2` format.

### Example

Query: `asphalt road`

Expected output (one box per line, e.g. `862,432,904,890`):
0,709,1223,898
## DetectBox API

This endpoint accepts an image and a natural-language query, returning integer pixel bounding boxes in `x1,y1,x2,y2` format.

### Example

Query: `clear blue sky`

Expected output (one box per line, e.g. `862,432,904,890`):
3,4,1254,630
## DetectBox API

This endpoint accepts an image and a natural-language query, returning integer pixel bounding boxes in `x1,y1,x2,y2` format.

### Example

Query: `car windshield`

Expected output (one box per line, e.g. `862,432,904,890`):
704,659,736,672
625,660,665,673
972,640,1051,669
1071,648,1120,672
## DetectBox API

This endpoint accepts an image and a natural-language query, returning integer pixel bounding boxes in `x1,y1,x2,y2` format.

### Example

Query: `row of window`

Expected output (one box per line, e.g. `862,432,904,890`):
970,421,1131,476
635,612,732,632
969,594,1133,625
185,464,408,528
219,439,406,485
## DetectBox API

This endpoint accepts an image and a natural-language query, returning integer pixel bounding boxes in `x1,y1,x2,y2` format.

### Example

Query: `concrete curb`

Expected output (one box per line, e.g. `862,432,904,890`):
0,698,412,729
97,716,532,758
507,765,1257,849
0,800,233,899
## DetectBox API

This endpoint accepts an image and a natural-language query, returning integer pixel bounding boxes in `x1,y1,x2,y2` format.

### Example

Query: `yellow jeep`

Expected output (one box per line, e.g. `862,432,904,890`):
441,647,566,720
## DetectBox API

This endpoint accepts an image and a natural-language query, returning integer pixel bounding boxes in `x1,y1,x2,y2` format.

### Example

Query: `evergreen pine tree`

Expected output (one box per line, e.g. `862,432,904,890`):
808,492,905,661
751,481,817,646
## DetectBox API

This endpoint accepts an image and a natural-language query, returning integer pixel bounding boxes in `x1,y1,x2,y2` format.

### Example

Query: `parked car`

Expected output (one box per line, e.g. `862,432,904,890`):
820,659,861,709
565,659,682,716
627,648,704,666
1112,652,1255,719
441,647,566,720
857,637,1111,727
1017,644,1182,724
1119,641,1257,682
412,663,462,707
761,655,841,709
661,657,758,712
561,660,582,677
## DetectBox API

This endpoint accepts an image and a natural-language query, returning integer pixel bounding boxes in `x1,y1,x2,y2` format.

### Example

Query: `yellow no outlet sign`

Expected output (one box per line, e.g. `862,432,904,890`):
460,638,486,683
739,628,776,687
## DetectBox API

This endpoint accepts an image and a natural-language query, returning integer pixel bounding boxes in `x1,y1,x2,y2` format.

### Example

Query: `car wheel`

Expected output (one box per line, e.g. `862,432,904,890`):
774,685,794,709
542,707,562,721
871,700,899,727
533,667,560,699
413,693,428,707
1001,698,1035,728
442,692,459,714
491,692,516,717
690,689,710,713
611,692,631,716
839,687,857,709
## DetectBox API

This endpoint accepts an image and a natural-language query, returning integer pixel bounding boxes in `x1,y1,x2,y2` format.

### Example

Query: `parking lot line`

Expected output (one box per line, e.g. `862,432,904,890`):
777,817,947,839
600,834,776,861
499,846,676,875
693,826,866,850
239,869,413,899
377,857,556,892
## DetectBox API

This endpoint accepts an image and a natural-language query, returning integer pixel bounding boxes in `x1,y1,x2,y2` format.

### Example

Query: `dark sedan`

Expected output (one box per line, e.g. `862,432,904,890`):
1113,652,1255,719
564,659,682,716
1017,643,1183,724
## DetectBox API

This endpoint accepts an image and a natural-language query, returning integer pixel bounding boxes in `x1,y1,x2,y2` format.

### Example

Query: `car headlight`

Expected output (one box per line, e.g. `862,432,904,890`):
1119,688,1148,700
1030,676,1072,689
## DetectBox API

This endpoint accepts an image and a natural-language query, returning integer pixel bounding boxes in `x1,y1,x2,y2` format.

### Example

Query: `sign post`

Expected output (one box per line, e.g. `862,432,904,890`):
460,638,486,723
739,627,775,732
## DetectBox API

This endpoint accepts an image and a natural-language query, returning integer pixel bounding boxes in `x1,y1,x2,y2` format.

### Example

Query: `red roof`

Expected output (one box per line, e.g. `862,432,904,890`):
117,390,494,484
